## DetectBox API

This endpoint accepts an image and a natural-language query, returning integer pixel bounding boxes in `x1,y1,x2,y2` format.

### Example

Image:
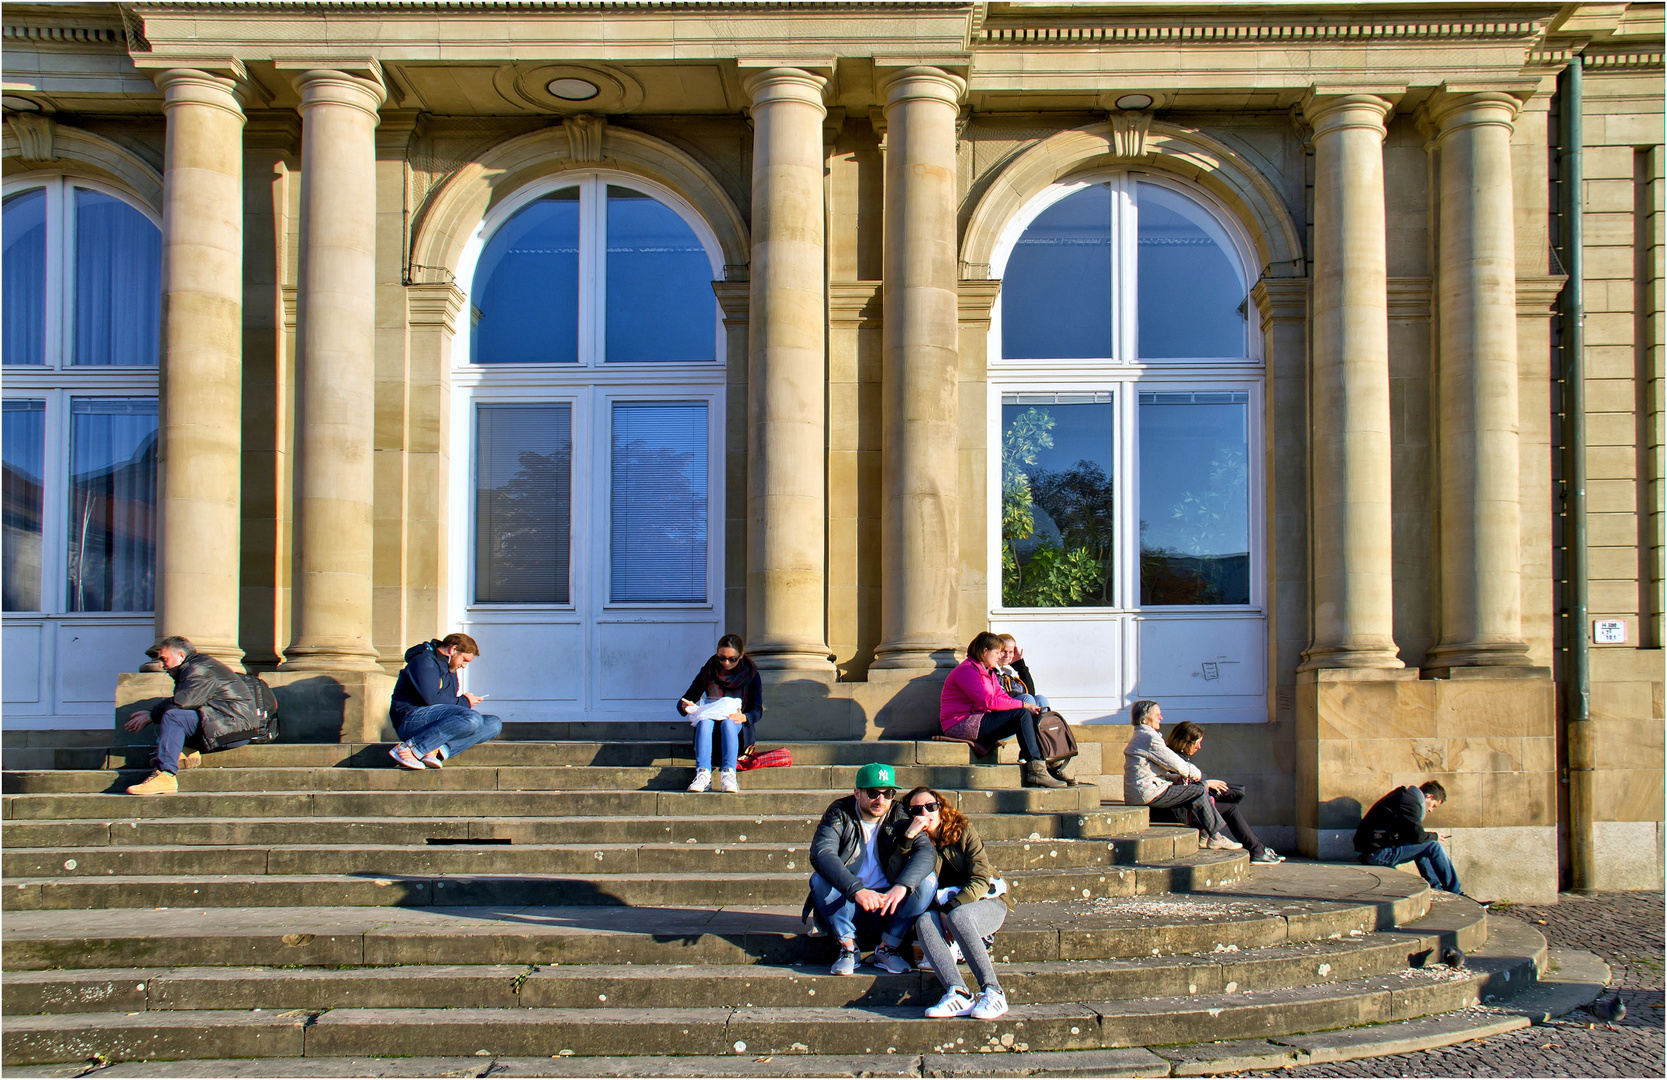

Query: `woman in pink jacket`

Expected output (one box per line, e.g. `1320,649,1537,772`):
940,632,1062,788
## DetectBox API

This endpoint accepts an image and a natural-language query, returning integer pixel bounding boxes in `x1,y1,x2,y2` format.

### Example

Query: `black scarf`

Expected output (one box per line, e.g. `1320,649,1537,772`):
701,654,758,702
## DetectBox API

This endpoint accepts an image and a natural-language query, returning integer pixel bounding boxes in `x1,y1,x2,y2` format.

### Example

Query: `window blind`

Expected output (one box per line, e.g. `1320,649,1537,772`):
610,402,707,603
475,404,572,603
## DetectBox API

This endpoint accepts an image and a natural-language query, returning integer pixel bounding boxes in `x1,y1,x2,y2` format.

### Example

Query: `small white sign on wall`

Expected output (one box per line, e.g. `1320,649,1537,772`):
1593,619,1628,644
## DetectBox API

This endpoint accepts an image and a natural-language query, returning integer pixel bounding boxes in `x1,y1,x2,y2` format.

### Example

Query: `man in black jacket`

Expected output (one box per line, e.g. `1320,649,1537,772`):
122,636,262,795
388,633,502,769
806,762,938,976
1354,780,1463,894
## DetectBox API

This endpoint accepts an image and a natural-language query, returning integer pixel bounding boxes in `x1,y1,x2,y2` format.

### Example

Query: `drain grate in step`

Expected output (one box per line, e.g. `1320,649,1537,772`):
426,838,514,845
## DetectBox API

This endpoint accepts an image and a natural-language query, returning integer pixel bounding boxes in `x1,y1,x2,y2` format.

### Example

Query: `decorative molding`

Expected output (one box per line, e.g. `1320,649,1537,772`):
976,18,1548,46
563,114,606,164
956,279,1002,327
8,115,55,163
1251,277,1308,327
1583,47,1665,70
1387,276,1432,320
1108,110,1152,159
1,120,164,212
1516,274,1567,315
0,24,124,46
712,281,750,325
828,281,882,328
406,282,467,333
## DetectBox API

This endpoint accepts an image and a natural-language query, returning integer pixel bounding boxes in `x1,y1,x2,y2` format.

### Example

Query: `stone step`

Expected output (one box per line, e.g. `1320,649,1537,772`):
3,853,1245,911
4,763,1044,794
0,963,1524,1065
0,784,1100,821
1,866,1437,971
3,830,1197,880
81,740,1005,771
0,808,1152,848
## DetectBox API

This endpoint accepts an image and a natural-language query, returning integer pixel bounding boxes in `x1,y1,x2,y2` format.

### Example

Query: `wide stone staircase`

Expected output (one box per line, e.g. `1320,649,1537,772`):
1,735,1552,1073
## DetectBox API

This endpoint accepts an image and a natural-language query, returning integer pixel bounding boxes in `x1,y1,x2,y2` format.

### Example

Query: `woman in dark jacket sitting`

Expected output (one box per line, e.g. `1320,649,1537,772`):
674,634,762,793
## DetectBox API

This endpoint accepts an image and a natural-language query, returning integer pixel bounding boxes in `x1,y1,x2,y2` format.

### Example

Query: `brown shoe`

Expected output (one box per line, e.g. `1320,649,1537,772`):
126,770,178,795
178,751,202,770
1023,760,1066,789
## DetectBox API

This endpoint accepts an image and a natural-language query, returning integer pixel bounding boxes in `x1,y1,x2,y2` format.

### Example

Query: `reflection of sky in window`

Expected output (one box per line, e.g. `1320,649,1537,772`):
70,398,157,476
2,189,47,366
605,187,714,363
472,190,580,364
1138,395,1248,556
1002,185,1111,359
1136,184,1247,359
2,399,45,483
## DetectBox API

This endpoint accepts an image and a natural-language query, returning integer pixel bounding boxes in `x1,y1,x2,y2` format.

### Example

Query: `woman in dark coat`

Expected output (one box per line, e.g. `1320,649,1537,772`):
674,634,762,793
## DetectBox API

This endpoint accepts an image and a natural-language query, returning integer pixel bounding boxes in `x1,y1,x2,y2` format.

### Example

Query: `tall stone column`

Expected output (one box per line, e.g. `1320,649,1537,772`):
281,68,386,672
871,66,965,671
1299,93,1403,670
1425,90,1533,670
151,69,247,668
741,68,834,671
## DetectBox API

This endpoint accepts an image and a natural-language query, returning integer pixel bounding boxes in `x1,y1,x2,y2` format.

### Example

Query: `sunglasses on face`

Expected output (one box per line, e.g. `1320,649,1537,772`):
861,788,895,800
907,802,940,816
716,655,741,666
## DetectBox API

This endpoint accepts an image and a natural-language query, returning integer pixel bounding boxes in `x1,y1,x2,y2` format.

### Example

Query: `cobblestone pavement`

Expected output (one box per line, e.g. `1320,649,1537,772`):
1283,891,1665,1079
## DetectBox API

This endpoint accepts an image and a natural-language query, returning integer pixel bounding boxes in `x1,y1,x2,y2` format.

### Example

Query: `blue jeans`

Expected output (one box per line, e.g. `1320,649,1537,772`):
1363,841,1463,894
1018,692,1050,711
808,871,937,949
154,708,202,775
693,716,741,771
395,704,503,760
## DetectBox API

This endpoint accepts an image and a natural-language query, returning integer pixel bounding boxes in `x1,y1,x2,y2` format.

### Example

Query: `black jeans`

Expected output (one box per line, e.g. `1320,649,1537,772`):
1216,800,1266,855
977,707,1043,761
1146,781,1230,838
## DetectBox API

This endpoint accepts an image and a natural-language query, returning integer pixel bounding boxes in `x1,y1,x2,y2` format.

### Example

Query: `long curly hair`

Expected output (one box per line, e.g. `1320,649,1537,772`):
903,786,969,847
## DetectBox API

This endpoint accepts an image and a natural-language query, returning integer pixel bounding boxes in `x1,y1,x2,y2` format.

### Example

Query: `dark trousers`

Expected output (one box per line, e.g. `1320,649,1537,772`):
1217,801,1266,855
154,708,203,775
1147,781,1230,838
977,707,1043,761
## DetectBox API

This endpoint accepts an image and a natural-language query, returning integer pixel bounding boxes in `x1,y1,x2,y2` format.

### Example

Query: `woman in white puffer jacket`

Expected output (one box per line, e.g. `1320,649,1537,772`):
1122,700,1242,850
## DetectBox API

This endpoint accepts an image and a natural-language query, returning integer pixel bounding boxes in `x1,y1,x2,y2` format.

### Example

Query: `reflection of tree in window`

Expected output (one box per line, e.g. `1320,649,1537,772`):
475,405,571,603
611,404,707,603
1139,393,1250,605
1000,399,1116,607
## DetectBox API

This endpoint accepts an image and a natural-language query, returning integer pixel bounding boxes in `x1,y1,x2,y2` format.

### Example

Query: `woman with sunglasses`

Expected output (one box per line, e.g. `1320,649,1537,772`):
675,634,762,793
897,786,1013,1019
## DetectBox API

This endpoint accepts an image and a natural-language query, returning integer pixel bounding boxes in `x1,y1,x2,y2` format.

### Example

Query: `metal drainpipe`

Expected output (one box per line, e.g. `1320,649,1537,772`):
1560,59,1595,893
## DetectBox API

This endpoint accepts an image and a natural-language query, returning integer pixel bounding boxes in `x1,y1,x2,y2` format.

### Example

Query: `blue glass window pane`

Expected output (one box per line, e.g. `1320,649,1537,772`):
1001,184,1111,360
472,190,579,364
611,402,707,602
67,398,157,612
605,186,715,363
1000,394,1116,607
1136,184,1247,359
3,189,47,366
3,398,46,611
1139,392,1250,605
475,404,572,604
74,188,161,366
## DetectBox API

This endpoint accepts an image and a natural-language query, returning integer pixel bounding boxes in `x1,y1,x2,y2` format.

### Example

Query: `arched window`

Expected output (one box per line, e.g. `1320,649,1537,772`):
452,172,726,723
989,174,1264,725
3,175,161,726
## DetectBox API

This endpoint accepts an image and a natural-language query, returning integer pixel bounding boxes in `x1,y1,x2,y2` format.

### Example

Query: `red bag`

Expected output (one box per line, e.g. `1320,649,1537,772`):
737,746,793,771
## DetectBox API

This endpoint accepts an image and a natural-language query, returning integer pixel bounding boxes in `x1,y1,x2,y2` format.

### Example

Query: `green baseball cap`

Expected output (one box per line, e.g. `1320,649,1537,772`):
854,762,896,790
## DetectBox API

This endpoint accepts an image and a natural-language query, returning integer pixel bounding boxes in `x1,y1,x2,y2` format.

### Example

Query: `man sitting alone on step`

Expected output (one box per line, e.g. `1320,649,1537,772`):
806,762,939,976
388,633,503,769
122,636,264,795
1354,780,1468,897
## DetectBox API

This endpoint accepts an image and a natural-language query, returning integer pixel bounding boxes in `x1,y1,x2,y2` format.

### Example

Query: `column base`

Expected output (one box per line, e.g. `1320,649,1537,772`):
868,642,958,673
1297,646,1405,672
278,646,386,674
746,640,837,673
1421,640,1537,677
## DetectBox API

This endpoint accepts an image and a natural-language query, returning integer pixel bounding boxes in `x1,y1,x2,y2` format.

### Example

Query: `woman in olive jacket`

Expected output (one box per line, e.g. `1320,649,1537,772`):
894,786,1013,1020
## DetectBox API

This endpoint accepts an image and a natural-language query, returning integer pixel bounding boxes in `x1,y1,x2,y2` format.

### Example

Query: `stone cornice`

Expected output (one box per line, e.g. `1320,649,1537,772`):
975,13,1555,47
956,279,1001,327
712,281,749,325
829,281,882,328
1516,274,1567,315
406,282,466,333
1583,45,1666,70
1388,277,1432,320
1251,277,1308,327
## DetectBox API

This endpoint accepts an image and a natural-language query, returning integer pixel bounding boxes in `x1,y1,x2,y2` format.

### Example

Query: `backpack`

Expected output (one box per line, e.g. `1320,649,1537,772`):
1034,709,1078,763
238,673,281,744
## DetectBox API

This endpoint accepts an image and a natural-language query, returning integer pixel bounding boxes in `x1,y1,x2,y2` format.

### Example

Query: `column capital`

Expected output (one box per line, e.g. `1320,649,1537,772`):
741,67,828,114
1421,86,1528,135
1301,89,1399,134
148,67,252,122
878,65,966,112
280,62,387,119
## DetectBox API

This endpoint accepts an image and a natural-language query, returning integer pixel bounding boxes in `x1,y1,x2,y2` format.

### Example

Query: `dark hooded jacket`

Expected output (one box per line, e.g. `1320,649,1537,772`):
1354,785,1436,854
390,640,463,724
149,651,261,751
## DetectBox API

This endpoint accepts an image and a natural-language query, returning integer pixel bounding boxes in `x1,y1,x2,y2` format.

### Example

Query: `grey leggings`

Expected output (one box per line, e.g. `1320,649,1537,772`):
916,897,1008,995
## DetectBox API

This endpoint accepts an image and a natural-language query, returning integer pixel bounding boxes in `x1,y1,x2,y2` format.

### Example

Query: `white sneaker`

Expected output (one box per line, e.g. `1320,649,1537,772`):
968,987,1009,1019
1207,834,1244,850
687,768,712,793
924,988,976,1018
719,768,739,793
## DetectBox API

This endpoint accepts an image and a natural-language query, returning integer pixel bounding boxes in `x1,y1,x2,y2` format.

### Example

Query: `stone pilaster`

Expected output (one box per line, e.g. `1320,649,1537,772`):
151,68,248,669
1423,89,1534,672
741,68,834,671
279,66,386,672
871,66,966,672
1300,92,1403,670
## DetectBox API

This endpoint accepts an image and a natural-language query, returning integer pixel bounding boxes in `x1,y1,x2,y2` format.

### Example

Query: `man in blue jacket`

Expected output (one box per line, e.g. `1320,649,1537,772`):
388,633,502,769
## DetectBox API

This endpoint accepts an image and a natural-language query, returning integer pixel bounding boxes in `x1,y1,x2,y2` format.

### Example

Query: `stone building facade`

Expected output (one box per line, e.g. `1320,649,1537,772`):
1,1,1660,899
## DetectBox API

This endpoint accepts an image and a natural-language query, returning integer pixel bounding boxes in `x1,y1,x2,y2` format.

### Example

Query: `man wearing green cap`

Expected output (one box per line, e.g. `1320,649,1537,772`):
805,762,939,976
